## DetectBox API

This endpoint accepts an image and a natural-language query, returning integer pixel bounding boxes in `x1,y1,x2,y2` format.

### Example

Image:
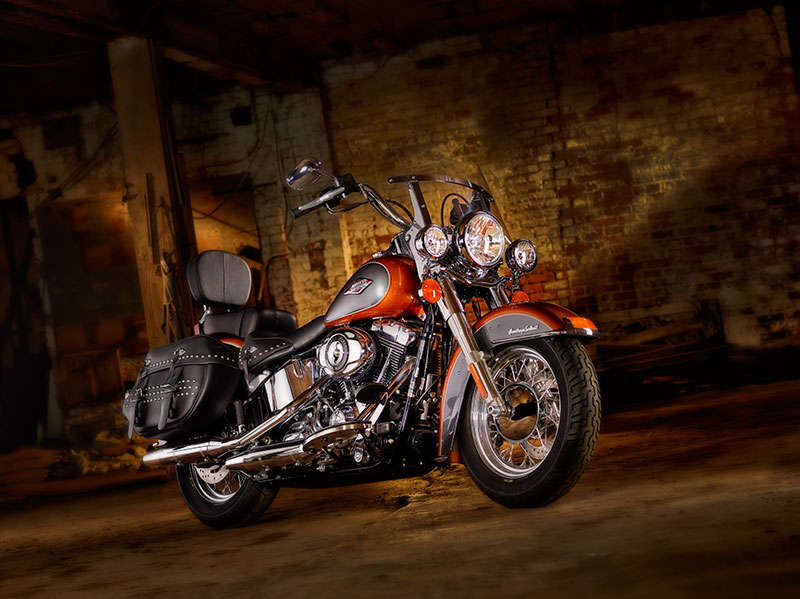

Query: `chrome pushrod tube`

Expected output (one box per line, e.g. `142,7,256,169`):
435,277,507,416
141,375,332,468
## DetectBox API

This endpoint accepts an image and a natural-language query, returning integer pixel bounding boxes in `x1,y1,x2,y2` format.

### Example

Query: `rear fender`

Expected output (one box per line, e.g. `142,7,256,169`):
437,301,598,460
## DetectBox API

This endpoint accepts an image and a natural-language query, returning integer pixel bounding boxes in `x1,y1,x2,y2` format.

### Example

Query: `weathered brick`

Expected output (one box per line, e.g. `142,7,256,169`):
322,12,800,347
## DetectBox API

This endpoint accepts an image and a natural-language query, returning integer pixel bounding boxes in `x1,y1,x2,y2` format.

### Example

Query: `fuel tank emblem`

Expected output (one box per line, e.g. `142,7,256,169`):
344,278,373,295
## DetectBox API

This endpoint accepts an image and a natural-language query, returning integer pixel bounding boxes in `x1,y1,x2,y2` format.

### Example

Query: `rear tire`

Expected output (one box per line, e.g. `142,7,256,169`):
458,337,600,508
176,464,277,528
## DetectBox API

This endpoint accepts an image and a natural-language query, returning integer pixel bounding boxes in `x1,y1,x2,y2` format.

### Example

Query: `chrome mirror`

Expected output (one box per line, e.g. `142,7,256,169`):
286,157,324,191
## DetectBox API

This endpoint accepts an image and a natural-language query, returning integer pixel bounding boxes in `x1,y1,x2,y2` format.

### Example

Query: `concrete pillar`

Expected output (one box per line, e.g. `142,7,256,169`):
108,36,196,347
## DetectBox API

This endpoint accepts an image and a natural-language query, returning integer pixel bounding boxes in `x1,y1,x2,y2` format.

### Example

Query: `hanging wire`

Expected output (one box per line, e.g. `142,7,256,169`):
193,88,263,172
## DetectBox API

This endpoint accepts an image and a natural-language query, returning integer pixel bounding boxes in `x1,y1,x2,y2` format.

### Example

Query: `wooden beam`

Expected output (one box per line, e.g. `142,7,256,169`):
0,2,113,41
108,36,196,347
0,0,316,89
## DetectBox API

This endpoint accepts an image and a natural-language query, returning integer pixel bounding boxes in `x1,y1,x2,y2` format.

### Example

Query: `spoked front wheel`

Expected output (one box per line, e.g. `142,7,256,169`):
176,463,277,528
458,337,600,507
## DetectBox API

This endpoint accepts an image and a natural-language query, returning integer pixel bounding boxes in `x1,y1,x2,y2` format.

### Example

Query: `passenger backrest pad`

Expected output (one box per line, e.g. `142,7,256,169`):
186,250,252,309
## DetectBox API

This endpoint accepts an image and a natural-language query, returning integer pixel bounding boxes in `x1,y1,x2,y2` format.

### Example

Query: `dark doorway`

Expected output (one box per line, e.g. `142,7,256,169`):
0,197,50,451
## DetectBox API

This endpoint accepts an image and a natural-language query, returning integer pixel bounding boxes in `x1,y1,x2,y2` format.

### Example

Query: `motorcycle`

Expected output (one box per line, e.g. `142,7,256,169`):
122,158,601,527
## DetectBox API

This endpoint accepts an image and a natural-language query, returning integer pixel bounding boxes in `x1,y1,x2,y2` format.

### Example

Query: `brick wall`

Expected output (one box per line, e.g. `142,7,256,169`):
261,92,348,325
2,6,800,446
0,85,348,363
322,8,800,348
172,87,296,311
173,87,347,324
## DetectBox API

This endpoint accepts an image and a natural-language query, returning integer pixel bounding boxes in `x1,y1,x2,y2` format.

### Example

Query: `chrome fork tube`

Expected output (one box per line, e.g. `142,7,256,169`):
436,277,507,416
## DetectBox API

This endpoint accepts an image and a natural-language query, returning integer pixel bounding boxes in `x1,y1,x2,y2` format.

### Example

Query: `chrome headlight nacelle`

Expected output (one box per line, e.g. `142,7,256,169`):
456,212,505,268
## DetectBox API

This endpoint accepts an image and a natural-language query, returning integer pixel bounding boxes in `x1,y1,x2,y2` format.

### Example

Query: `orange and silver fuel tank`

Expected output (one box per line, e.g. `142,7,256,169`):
324,256,422,327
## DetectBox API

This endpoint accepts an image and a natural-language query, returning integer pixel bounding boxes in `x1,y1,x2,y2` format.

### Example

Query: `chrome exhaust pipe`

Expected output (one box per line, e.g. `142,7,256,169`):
225,443,312,471
141,375,331,468
142,440,227,467
222,360,417,473
143,357,417,470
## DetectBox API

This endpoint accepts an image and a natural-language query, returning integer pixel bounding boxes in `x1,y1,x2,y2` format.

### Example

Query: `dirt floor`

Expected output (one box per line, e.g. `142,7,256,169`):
1,380,798,598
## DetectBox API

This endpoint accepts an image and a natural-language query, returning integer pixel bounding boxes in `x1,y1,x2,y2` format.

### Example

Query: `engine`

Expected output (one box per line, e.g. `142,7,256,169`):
260,319,418,448
317,327,376,377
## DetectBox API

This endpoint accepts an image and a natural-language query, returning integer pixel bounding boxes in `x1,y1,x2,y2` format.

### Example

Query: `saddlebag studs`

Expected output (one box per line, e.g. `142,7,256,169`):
122,335,240,440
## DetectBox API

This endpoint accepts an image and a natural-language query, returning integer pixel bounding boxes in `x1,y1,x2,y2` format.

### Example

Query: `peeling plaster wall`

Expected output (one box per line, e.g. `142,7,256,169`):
0,88,348,443
322,9,800,348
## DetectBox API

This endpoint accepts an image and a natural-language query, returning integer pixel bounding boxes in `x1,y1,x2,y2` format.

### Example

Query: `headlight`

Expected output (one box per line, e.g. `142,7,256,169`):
506,238,538,272
416,225,450,259
458,212,505,267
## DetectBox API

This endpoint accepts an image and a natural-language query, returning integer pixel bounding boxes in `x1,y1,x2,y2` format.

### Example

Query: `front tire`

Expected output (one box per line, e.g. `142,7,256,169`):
458,337,600,508
176,463,278,528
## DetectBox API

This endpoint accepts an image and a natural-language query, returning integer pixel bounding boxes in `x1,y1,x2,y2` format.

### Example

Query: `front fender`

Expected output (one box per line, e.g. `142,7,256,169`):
437,301,598,460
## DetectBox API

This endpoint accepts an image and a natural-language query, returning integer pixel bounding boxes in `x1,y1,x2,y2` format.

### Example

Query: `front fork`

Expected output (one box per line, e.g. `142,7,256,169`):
435,277,508,417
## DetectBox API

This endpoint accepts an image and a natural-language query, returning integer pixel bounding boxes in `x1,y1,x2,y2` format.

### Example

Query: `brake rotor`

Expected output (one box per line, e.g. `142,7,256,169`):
194,463,231,484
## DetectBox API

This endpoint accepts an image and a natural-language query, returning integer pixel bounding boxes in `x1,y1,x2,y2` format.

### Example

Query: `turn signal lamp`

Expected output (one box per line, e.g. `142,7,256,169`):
512,291,530,302
565,316,598,331
420,279,442,303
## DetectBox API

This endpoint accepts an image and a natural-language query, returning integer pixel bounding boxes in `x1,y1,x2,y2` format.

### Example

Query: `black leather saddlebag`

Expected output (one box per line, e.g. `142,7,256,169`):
122,335,240,440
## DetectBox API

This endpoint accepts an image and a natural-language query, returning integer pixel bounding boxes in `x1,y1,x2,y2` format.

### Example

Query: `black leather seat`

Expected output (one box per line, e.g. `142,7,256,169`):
202,308,296,339
240,316,328,375
186,250,297,339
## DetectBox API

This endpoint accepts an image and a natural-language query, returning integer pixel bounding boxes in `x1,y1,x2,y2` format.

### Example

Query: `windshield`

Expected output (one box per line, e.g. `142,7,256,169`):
386,173,504,232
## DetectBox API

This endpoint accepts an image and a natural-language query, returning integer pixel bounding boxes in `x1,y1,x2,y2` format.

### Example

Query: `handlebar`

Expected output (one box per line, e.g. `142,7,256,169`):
291,186,346,218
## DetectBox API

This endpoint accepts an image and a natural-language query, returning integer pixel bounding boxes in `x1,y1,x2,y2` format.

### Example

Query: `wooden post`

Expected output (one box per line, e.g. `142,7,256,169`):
108,36,196,348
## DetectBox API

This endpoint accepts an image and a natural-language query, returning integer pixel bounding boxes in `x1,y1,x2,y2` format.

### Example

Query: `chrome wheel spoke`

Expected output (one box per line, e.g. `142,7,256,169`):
520,439,541,464
500,442,514,462
512,359,526,381
540,403,559,428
